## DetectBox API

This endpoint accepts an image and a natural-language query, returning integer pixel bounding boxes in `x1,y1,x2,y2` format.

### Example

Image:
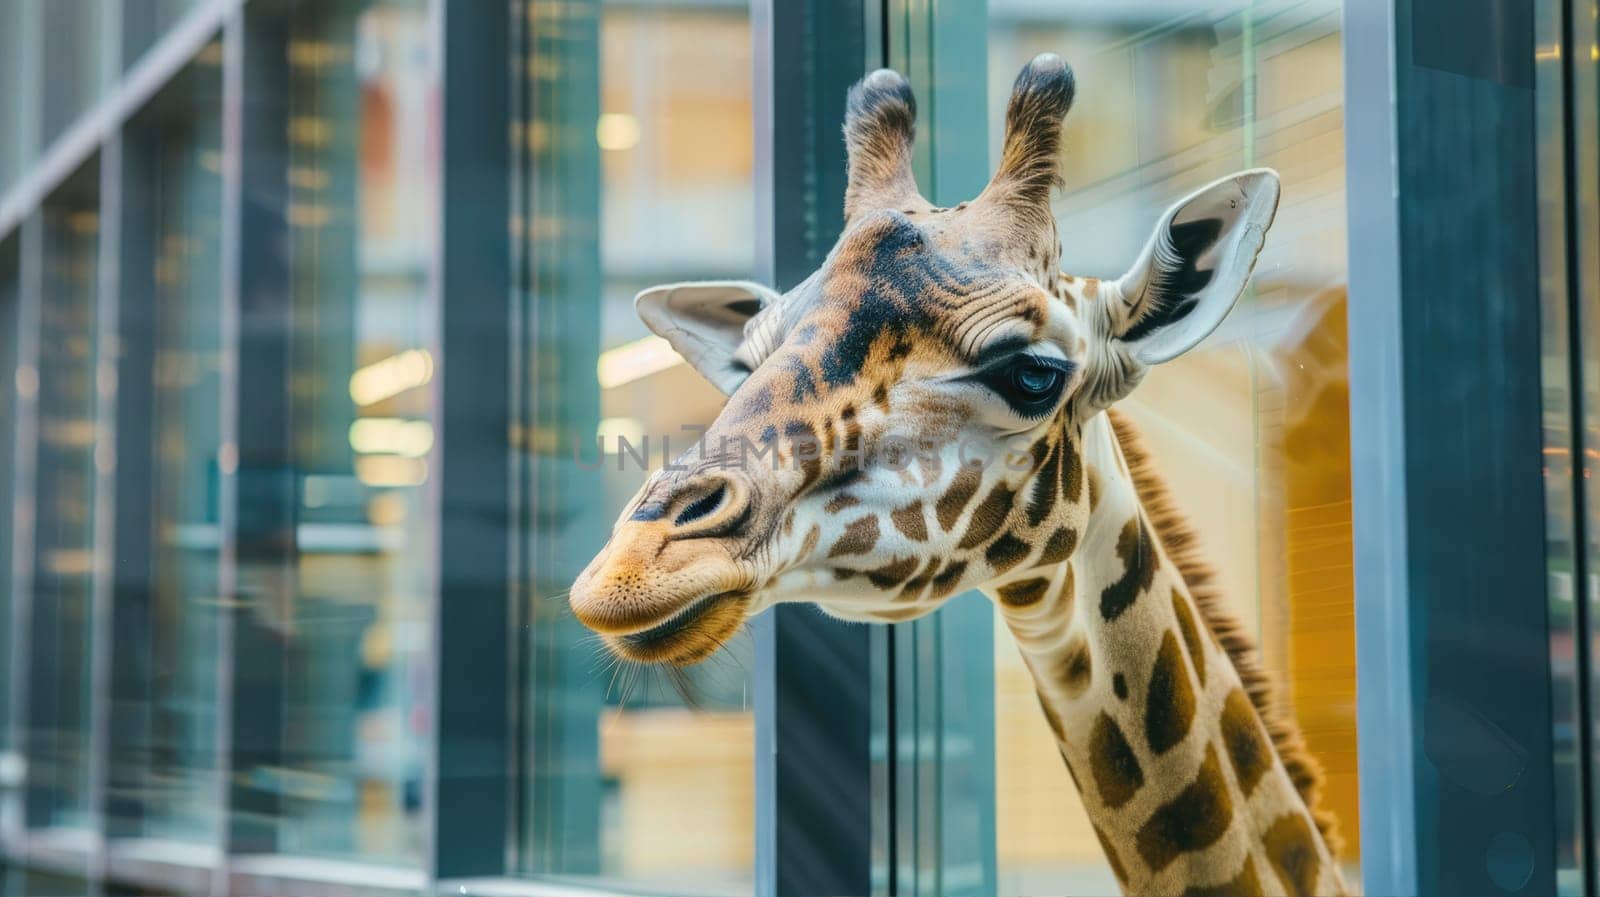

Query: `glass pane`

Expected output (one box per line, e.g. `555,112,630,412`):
513,1,756,891
123,0,207,71
0,237,19,756
984,3,1357,893
112,55,226,842
39,0,105,152
0,1,39,193
27,163,101,830
232,0,433,863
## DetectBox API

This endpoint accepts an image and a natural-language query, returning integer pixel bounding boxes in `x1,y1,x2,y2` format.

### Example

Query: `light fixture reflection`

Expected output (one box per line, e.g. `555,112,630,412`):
597,335,682,389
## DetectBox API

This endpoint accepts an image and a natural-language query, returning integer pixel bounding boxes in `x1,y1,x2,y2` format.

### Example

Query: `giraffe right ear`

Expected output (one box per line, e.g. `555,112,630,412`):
635,280,782,395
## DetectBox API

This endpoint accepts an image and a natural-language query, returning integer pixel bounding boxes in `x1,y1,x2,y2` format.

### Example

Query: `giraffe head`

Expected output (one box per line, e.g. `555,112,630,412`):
570,54,1279,665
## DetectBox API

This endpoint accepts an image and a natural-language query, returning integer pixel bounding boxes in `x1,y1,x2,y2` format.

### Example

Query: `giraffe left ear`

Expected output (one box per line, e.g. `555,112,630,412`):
635,280,782,395
1109,168,1281,366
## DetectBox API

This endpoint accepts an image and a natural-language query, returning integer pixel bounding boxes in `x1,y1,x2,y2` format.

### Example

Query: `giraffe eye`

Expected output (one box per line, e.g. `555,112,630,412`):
972,355,1073,417
1011,363,1060,397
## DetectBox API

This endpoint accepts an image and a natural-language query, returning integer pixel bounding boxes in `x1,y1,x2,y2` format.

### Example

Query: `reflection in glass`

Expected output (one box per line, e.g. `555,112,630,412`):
0,1,39,194
985,3,1357,893
514,1,755,891
28,168,102,830
112,56,226,842
39,0,104,153
124,0,207,71
230,0,433,863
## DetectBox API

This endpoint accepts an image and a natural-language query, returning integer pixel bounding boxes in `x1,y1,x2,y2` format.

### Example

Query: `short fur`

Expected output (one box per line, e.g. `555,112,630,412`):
1108,408,1343,857
990,53,1075,225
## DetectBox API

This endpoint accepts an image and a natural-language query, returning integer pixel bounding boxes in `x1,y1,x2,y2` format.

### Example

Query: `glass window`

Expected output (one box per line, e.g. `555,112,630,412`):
230,0,434,863
0,1,39,194
124,0,208,71
39,0,105,153
984,3,1357,893
110,53,226,842
512,1,756,891
27,162,102,831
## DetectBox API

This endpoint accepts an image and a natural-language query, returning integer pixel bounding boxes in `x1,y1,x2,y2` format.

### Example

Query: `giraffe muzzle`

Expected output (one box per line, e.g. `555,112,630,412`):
569,472,761,664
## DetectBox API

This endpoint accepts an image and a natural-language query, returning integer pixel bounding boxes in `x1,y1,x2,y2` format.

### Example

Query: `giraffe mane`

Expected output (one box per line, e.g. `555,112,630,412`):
1106,408,1344,857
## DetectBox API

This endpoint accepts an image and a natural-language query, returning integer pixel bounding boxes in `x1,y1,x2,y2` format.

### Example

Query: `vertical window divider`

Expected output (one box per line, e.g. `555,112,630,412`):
84,4,127,890
428,0,514,884
213,9,245,895
752,3,872,895
879,4,995,894
1347,1,1557,893
1,215,43,862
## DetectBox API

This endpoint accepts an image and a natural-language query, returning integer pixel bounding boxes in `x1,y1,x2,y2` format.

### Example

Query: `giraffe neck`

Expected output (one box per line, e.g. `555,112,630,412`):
982,411,1346,896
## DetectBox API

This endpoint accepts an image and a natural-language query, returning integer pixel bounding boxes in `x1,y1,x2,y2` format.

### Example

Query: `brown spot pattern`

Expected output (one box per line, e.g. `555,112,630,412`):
1087,464,1103,511
985,532,1030,573
799,525,821,559
1134,744,1234,873
1048,633,1093,699
1220,688,1272,797
1028,439,1060,525
865,556,918,588
897,558,939,600
1100,517,1155,622
930,561,968,599
891,501,928,541
958,482,1017,549
1062,443,1083,502
1172,588,1206,685
1113,672,1128,701
1264,812,1322,896
1183,857,1265,897
1039,526,1078,564
1088,712,1143,809
1145,630,1197,755
824,493,861,514
935,464,982,531
828,516,880,558
997,577,1049,607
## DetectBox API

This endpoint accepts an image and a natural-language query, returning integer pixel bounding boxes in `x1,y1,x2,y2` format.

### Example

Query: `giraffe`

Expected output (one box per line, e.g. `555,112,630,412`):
569,53,1347,896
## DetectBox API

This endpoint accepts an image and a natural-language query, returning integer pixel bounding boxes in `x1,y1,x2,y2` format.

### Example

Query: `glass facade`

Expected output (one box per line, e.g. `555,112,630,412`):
113,52,226,844
0,1,1590,896
984,3,1357,893
512,1,755,891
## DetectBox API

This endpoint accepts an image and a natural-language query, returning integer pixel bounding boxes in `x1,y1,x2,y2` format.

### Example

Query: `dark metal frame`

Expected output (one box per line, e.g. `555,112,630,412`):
751,2,874,895
1346,0,1566,894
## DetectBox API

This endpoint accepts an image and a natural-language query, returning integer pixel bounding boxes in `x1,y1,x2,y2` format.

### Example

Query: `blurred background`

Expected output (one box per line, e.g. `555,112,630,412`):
0,0,1589,895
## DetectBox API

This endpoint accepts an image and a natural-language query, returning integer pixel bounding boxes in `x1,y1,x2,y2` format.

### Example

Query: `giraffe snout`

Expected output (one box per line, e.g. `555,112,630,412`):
568,471,759,664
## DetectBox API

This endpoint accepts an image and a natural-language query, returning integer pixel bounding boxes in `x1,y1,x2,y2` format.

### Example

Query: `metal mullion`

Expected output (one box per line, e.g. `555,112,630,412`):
83,130,123,897
0,0,244,246
1562,0,1600,886
1,215,43,852
422,0,448,886
753,3,873,895
430,0,514,883
1348,1,1555,894
881,4,994,894
82,7,127,888
213,9,244,896
223,0,292,870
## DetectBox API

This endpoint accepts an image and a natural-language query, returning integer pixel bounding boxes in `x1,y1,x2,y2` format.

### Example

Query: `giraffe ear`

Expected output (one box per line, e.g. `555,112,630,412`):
1109,168,1281,366
635,280,782,395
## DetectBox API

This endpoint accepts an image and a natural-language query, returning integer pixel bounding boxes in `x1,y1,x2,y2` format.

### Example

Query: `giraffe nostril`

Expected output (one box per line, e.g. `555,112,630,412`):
674,483,728,526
